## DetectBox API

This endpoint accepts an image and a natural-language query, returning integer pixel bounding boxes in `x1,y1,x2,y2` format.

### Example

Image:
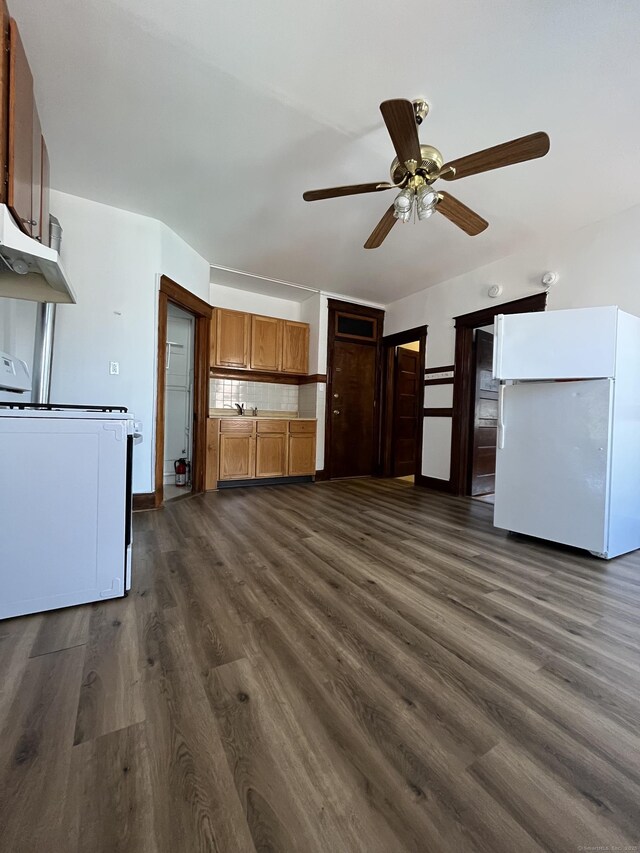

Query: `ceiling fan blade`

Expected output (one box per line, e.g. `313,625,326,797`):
380,100,421,169
364,205,397,249
303,182,393,202
436,192,488,236
440,132,550,181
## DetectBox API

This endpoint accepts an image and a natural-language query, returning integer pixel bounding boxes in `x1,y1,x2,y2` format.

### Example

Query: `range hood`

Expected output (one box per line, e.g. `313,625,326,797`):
0,204,75,303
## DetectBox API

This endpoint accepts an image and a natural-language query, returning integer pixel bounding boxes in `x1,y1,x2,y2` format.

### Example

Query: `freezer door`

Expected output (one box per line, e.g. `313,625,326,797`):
494,379,613,553
0,416,128,619
494,307,618,380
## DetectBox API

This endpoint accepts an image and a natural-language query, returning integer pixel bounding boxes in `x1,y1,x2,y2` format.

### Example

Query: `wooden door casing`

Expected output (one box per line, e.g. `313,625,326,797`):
281,321,309,375
469,329,498,495
8,18,34,235
392,346,421,477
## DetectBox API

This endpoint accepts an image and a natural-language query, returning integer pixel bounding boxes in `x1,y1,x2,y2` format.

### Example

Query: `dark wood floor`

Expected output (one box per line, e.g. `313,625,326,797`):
1,479,640,852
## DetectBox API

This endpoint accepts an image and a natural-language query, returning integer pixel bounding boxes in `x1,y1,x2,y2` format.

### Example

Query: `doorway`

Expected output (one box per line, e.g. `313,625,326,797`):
381,326,427,481
325,300,384,479
469,325,498,499
154,276,212,508
163,303,195,501
450,292,547,496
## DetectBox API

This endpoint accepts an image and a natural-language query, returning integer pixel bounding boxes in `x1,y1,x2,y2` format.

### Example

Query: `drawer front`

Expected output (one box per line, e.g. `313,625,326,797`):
220,419,255,434
289,420,316,434
256,419,288,434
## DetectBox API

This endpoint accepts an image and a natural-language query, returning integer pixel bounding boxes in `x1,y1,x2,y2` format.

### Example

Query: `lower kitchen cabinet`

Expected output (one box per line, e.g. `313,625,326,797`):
288,433,316,476
256,433,288,477
219,433,255,480
209,418,316,486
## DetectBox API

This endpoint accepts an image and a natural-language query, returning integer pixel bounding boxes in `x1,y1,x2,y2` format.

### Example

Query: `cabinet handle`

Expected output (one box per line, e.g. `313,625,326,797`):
333,409,340,415
22,218,37,227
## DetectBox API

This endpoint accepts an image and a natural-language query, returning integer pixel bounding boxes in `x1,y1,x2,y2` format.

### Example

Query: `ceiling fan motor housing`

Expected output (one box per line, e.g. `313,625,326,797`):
390,144,444,184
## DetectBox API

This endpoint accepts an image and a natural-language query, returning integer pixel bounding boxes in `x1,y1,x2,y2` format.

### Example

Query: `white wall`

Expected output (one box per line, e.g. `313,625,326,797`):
209,281,302,320
0,298,38,402
26,191,210,493
384,203,640,480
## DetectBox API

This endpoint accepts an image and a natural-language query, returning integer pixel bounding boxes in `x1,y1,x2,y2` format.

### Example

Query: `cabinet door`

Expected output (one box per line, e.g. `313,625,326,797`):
214,309,250,368
256,433,287,477
281,321,309,374
39,135,50,245
250,315,282,372
288,433,316,476
219,434,255,480
8,18,34,235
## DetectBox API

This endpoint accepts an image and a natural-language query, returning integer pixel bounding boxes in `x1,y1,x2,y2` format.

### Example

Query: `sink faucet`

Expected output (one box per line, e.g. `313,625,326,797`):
234,403,245,415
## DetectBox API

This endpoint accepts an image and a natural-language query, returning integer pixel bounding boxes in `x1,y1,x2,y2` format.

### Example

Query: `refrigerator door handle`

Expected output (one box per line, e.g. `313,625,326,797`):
497,383,506,449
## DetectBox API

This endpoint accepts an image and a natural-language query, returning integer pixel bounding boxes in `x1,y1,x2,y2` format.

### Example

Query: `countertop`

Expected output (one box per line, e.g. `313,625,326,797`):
208,409,315,421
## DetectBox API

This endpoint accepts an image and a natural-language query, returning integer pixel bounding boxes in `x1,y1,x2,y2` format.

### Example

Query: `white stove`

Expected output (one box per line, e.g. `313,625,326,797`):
0,404,142,620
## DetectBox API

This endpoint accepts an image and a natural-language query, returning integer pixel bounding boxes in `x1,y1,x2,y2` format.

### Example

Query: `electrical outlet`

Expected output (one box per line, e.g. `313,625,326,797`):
109,361,119,375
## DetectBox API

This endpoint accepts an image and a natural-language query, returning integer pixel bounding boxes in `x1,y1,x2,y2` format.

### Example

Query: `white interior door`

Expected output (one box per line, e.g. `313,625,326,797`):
164,306,194,482
494,379,613,553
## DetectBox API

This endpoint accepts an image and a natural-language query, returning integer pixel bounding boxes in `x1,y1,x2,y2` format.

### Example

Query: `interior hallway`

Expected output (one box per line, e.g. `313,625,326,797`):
1,479,639,852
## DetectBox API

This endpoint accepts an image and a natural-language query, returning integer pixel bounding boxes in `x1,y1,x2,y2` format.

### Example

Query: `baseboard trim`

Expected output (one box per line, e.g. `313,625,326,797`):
218,475,313,489
314,469,329,481
133,492,157,511
415,474,456,494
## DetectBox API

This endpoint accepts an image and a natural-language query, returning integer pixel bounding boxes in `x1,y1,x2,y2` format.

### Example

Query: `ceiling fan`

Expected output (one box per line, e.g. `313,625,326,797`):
303,99,550,249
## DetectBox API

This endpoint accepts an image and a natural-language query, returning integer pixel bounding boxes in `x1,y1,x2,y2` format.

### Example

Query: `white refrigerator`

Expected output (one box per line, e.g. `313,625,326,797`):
492,306,640,559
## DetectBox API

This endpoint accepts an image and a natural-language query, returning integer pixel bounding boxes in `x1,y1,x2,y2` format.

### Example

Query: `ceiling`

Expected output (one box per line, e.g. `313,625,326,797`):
10,0,640,303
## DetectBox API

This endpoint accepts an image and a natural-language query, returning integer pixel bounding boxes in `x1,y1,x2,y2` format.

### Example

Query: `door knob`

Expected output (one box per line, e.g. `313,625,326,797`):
333,409,340,415
333,393,339,399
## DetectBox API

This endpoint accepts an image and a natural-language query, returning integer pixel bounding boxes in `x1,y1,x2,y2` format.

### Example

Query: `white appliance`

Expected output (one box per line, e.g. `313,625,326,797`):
0,350,31,393
493,306,640,559
0,404,142,619
0,204,75,303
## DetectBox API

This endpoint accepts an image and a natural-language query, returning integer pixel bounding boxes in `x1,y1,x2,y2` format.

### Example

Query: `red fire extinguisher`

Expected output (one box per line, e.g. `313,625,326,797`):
174,458,187,487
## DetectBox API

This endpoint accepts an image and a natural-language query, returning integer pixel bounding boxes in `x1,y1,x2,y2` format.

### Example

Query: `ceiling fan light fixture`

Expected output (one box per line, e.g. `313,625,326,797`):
393,187,414,216
417,205,435,221
416,183,438,220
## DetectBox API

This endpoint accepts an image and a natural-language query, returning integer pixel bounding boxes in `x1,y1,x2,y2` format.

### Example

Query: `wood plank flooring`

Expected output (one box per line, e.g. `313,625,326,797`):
1,478,640,852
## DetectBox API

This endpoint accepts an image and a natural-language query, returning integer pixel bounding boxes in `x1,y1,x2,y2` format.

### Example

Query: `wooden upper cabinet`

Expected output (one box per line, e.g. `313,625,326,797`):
281,320,310,375
8,18,34,235
250,314,282,372
213,308,250,368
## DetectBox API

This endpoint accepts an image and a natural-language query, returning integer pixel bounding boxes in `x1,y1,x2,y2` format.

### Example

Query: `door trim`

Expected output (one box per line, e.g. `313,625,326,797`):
449,292,547,496
325,299,385,480
381,325,428,478
154,276,212,508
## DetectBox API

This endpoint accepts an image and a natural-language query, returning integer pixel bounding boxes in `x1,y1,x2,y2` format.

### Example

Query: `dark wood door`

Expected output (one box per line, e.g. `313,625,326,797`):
329,340,377,478
470,329,498,495
392,346,420,477
8,18,34,235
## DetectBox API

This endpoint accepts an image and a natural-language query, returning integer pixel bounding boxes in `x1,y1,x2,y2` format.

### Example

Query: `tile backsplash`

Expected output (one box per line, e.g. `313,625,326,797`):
210,378,298,413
